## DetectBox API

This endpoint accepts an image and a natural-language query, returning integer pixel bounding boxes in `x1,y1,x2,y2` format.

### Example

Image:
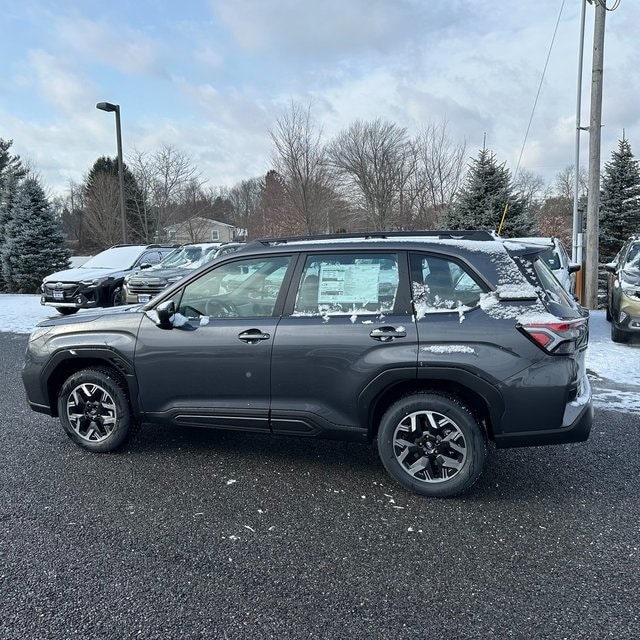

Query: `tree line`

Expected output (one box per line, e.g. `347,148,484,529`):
1,103,639,293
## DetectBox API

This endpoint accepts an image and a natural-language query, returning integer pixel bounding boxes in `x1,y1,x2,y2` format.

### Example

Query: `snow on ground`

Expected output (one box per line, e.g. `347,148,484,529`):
1,294,638,413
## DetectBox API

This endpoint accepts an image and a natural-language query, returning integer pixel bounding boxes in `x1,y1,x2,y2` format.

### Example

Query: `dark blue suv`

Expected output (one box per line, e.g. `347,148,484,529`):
22,231,592,497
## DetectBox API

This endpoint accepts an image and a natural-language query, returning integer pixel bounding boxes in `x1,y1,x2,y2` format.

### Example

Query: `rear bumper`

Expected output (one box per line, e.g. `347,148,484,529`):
494,375,593,448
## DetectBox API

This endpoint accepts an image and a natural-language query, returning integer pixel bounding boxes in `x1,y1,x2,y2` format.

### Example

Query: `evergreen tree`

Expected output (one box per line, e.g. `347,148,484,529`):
84,156,146,246
447,148,534,237
599,136,640,260
0,138,27,291
1,177,70,293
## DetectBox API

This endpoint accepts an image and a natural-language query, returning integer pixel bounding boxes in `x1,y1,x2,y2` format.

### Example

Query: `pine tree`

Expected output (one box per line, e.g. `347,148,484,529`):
1,178,70,293
0,138,27,291
599,136,640,260
447,148,534,237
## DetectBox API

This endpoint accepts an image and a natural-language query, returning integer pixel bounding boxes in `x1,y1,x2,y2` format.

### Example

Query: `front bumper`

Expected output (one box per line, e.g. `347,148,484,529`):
41,293,100,309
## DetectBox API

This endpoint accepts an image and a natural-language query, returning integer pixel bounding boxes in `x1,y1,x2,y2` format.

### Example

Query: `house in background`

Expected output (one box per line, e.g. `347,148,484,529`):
163,217,237,243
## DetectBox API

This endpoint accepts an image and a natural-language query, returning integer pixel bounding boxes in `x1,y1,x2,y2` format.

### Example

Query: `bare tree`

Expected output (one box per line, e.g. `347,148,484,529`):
270,102,336,234
52,180,87,252
536,165,588,246
128,145,203,242
328,119,413,231
404,122,467,229
228,177,263,238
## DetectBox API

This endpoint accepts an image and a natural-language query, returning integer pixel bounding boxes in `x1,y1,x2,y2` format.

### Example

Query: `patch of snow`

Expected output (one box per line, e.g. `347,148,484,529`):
421,345,475,354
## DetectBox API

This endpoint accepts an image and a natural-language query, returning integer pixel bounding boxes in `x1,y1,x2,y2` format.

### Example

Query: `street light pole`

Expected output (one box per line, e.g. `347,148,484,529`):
96,101,128,244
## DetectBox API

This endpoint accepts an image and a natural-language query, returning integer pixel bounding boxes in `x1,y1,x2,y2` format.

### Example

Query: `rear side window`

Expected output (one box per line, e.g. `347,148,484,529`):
293,253,399,316
538,247,561,270
409,253,485,315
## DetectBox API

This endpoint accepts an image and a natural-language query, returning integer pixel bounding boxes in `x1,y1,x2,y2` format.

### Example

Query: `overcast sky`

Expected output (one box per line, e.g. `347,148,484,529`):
2,0,638,196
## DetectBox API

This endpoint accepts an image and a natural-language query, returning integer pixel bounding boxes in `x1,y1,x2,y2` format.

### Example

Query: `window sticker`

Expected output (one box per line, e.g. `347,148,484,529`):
318,264,380,305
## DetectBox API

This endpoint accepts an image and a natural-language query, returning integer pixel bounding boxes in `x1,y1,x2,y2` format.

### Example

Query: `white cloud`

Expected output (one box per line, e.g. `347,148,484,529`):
54,16,162,76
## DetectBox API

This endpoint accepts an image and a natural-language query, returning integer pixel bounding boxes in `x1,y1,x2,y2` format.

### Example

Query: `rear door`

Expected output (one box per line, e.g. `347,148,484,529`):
270,251,418,438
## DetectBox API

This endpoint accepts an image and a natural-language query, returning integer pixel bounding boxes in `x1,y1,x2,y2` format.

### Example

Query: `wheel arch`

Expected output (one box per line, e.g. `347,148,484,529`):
42,348,140,418
362,369,503,443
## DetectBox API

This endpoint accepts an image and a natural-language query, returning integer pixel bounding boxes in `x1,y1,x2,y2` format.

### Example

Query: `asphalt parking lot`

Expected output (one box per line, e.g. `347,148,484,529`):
1,331,639,640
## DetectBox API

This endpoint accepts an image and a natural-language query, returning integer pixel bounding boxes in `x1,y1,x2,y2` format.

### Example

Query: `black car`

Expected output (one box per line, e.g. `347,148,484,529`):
40,244,178,314
605,235,640,342
23,231,592,497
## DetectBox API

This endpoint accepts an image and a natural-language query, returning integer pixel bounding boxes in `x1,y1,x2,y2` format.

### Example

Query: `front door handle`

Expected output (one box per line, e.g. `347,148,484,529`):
238,329,271,344
369,326,407,342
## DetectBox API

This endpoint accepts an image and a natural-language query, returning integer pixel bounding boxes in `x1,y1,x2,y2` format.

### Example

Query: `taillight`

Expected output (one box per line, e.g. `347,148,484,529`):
517,318,587,354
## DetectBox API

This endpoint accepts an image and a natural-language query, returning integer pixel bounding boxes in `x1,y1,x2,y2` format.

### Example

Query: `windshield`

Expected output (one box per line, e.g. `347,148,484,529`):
82,246,146,270
151,246,203,270
625,243,640,270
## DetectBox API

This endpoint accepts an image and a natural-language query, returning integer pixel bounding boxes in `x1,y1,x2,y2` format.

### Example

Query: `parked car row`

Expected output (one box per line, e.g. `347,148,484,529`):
25,230,593,498
605,234,640,343
40,242,245,314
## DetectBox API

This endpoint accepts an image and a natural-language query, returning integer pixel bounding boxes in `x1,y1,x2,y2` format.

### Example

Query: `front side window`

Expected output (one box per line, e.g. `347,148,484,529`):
293,253,399,316
410,253,484,316
177,256,291,319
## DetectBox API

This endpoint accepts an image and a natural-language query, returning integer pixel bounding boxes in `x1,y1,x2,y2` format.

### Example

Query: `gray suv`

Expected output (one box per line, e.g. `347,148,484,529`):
22,231,593,497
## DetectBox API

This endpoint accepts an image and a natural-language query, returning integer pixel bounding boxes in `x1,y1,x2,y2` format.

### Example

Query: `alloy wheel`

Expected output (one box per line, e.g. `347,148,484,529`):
66,383,118,443
392,410,467,483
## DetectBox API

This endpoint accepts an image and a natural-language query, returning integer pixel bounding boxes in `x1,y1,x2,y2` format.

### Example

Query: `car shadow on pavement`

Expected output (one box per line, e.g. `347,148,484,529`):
115,408,633,503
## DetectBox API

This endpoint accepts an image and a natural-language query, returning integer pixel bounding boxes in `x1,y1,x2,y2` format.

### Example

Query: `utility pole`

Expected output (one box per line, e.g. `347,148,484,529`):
584,0,606,309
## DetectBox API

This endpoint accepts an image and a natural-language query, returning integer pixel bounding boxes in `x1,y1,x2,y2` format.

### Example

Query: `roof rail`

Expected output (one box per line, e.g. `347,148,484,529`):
247,229,496,247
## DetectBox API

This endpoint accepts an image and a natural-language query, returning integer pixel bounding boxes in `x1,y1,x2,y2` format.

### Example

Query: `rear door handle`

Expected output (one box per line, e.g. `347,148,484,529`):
238,329,271,344
369,326,407,342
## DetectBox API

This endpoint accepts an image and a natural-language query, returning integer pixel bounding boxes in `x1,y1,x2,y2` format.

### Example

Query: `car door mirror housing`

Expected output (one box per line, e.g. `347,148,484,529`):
568,263,581,274
604,262,617,273
156,300,175,329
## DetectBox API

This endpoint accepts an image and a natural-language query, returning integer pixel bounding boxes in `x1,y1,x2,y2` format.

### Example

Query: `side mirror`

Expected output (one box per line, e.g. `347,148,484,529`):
156,300,175,329
139,263,152,270
568,263,581,274
604,262,617,274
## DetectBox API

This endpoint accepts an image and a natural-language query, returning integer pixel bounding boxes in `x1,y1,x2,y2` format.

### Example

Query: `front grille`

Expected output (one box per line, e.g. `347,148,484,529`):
43,282,80,301
127,282,165,296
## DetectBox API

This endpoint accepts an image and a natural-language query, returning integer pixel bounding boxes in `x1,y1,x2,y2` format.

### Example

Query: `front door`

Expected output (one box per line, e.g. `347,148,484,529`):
134,254,292,431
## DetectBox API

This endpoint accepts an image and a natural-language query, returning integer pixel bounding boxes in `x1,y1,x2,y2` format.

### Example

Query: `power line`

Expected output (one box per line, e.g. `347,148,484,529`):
512,0,566,185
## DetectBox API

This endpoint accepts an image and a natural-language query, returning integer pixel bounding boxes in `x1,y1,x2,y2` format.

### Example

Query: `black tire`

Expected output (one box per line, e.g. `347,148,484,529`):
57,367,138,452
377,392,486,498
111,287,124,306
56,307,79,315
611,323,629,343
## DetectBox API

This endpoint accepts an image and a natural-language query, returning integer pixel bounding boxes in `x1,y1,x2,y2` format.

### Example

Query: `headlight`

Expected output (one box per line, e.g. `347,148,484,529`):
29,326,52,342
80,277,109,286
166,276,183,284
620,281,640,295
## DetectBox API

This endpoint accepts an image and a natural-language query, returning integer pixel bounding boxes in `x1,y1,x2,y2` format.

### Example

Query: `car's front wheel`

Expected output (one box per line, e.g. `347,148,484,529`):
611,322,629,343
111,287,124,306
377,392,486,498
56,307,79,315
57,367,138,452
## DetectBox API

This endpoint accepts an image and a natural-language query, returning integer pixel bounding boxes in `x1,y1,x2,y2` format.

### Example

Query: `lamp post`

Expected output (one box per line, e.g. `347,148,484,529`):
96,101,128,244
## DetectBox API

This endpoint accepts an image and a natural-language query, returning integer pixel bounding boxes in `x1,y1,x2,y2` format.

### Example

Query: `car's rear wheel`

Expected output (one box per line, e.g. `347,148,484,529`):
377,393,486,498
56,307,79,315
57,367,137,452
